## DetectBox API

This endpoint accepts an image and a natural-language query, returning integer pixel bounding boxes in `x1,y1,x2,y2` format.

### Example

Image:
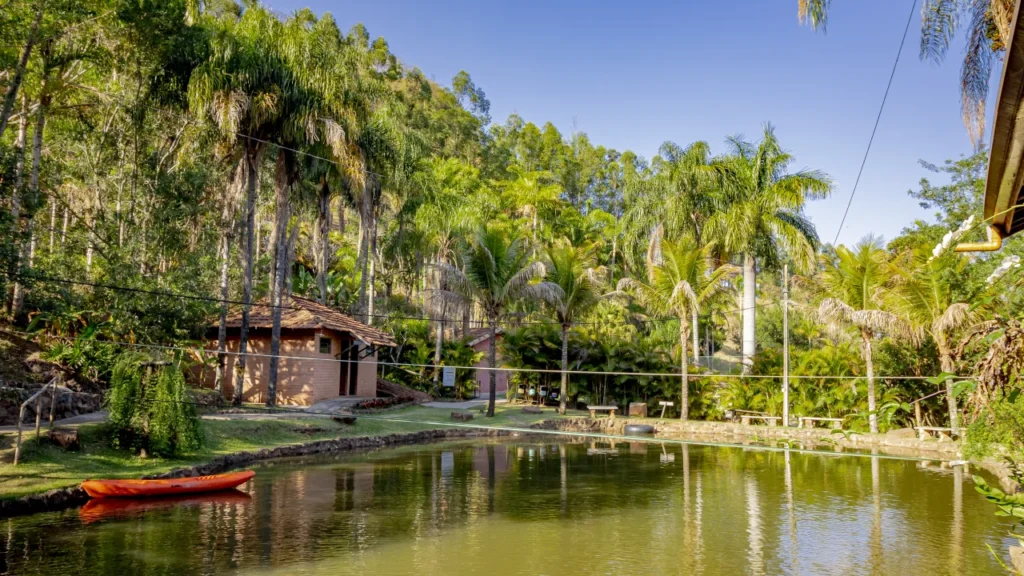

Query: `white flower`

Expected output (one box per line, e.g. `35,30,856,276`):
930,215,975,261
987,255,1021,285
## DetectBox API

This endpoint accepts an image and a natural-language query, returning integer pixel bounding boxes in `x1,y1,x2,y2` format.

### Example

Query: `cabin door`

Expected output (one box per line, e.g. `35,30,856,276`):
339,337,350,396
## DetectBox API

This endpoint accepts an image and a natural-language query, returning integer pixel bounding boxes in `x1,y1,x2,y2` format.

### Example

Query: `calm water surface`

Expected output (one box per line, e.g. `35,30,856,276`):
0,439,1013,575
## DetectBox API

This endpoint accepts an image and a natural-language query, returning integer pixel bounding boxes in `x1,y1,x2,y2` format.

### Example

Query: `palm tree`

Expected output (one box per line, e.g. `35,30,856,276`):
817,237,920,434
621,140,723,262
543,239,602,415
617,230,736,419
890,247,978,433
799,0,1016,147
434,227,560,417
189,4,294,405
708,124,831,372
501,164,562,253
413,157,481,385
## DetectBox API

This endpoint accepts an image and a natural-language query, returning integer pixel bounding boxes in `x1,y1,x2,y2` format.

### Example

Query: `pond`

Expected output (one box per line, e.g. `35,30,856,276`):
0,439,1013,575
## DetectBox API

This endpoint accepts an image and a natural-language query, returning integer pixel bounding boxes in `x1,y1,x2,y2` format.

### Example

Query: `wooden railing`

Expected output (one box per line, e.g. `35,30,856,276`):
12,375,62,466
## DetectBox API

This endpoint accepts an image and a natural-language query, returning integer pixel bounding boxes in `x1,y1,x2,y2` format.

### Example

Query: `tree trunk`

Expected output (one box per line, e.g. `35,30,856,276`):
680,318,689,421
939,346,960,433
234,145,260,406
12,63,50,320
356,178,372,320
741,252,757,373
692,307,700,364
367,215,377,324
559,323,569,415
48,201,55,251
487,315,497,417
266,149,293,407
316,179,331,304
214,229,231,396
5,99,27,316
0,2,43,141
862,330,877,434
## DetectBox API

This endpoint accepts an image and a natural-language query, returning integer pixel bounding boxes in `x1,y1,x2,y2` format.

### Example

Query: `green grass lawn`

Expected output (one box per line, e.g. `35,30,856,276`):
0,403,569,500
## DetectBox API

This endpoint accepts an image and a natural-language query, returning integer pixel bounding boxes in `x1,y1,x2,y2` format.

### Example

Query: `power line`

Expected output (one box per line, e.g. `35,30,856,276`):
831,0,917,247
0,328,962,381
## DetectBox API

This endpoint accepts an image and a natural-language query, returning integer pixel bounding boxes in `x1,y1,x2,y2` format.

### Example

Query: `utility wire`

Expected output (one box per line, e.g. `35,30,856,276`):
0,328,962,381
831,0,917,247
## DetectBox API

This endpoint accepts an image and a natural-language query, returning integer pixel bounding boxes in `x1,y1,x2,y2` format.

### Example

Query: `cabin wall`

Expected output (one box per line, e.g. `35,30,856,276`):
201,328,359,406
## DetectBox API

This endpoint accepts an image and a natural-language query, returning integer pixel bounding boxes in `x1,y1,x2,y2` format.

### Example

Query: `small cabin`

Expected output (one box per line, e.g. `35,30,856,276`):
204,296,396,406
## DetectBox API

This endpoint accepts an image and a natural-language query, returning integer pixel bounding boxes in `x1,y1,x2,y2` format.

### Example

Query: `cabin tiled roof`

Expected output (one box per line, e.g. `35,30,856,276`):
221,295,396,347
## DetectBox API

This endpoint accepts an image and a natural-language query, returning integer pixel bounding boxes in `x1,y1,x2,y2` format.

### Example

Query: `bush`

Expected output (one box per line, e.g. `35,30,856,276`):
104,353,204,456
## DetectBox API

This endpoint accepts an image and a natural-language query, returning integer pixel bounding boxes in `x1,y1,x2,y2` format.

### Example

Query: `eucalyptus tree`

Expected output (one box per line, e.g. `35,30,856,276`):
707,125,831,372
543,239,602,415
817,237,920,434
617,230,736,420
434,227,560,417
890,247,979,433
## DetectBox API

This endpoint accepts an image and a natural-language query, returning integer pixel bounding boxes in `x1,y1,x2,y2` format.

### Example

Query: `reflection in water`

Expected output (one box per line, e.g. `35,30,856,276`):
0,440,1011,575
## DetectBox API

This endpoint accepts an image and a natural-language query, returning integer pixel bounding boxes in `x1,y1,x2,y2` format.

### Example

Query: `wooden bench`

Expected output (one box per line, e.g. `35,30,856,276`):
741,415,780,426
588,405,619,421
658,401,674,419
798,417,843,430
916,426,960,441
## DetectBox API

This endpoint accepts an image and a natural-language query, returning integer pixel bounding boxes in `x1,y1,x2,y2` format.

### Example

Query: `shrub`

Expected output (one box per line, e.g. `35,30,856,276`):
104,353,204,456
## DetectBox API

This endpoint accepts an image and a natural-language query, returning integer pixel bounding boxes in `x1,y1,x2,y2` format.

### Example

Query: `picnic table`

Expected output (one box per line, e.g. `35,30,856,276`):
741,415,780,426
658,401,674,419
798,417,843,430
588,405,619,421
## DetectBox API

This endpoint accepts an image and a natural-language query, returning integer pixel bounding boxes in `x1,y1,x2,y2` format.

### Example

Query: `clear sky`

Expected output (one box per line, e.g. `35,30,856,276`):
271,0,988,246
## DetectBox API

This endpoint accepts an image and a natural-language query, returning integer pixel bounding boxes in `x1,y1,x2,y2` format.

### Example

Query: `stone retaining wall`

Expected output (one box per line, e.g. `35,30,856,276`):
0,386,101,426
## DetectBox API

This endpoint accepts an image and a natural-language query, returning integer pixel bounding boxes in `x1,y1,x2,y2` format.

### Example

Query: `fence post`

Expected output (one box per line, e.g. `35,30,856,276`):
48,377,58,428
13,404,26,466
34,394,42,441
914,401,922,431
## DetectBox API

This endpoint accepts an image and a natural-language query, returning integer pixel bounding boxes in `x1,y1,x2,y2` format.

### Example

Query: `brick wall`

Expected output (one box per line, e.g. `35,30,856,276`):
204,328,346,406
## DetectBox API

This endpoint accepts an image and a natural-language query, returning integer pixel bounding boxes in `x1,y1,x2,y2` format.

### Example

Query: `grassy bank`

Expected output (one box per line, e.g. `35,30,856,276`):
0,404,565,500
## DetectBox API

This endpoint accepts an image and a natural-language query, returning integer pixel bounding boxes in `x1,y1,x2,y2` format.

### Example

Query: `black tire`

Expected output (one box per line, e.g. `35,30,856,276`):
623,424,655,435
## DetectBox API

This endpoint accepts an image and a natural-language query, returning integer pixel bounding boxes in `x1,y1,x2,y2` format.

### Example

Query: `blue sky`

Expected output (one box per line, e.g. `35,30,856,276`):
273,0,987,246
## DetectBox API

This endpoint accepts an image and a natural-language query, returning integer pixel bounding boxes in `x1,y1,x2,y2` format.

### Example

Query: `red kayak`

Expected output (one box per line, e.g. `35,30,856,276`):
82,470,255,499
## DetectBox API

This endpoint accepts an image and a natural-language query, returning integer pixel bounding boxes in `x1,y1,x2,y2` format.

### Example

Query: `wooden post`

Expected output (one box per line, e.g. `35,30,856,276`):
914,401,922,431
48,379,57,427
13,404,26,466
34,395,42,441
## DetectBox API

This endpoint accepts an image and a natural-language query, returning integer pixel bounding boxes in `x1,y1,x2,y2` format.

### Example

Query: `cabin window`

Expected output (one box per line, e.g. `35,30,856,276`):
319,336,331,354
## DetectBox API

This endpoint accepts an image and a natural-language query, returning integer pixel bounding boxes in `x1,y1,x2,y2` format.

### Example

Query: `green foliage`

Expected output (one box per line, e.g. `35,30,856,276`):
103,354,204,457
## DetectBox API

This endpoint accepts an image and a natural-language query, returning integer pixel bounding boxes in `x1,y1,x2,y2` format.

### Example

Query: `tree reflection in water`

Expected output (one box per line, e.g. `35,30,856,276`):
0,439,1009,575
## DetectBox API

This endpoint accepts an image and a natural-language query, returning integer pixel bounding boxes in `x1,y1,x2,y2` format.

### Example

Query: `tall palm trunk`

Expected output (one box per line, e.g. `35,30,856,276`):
0,2,43,141
316,179,330,304
861,329,877,434
5,99,27,317
939,345,959,433
266,149,293,407
680,319,689,421
559,323,569,415
487,315,498,417
741,252,757,373
214,229,232,395
356,178,372,320
234,146,260,406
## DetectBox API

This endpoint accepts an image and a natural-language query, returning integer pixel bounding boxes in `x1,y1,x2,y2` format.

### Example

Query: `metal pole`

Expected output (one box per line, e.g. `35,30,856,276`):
782,263,790,427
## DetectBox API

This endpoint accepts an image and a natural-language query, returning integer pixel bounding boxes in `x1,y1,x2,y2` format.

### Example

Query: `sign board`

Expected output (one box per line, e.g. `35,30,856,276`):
442,367,456,388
